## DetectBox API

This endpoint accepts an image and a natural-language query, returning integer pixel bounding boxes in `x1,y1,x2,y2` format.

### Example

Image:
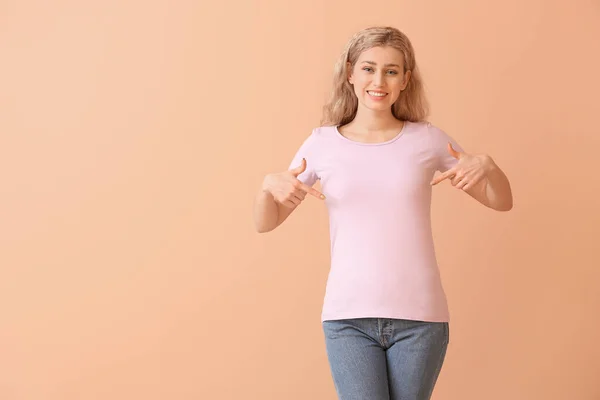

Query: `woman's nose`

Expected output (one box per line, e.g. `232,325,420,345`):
373,73,384,86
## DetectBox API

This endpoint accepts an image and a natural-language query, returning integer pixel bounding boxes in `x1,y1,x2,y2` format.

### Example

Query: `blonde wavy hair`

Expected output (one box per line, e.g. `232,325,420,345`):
320,26,429,127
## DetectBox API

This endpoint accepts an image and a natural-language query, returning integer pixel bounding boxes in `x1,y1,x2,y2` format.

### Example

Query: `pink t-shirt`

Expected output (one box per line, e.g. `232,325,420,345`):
288,121,464,323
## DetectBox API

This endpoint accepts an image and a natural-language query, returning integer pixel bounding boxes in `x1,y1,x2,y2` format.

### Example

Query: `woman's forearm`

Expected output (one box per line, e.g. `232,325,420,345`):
484,156,513,211
253,188,280,233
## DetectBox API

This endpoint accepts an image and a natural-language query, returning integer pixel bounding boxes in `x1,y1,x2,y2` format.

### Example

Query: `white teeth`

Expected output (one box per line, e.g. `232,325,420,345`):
368,91,386,97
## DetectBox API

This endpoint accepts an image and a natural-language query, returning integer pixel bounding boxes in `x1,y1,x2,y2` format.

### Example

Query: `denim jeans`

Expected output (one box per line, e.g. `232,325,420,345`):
322,318,449,400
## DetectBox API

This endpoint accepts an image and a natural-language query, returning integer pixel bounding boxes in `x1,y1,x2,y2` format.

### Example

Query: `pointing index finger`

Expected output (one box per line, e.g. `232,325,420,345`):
430,168,455,186
297,181,326,200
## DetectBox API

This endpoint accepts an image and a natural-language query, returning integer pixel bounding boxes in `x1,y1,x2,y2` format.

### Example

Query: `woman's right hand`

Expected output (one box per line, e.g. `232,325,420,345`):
262,158,326,208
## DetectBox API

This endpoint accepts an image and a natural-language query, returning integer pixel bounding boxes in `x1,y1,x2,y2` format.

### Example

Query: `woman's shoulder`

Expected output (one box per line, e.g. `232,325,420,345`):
311,124,338,137
407,119,435,131
299,125,338,146
407,120,448,139
291,125,337,156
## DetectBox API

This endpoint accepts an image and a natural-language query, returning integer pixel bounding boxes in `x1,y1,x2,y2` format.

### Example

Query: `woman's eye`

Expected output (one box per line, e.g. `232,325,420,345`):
362,67,398,75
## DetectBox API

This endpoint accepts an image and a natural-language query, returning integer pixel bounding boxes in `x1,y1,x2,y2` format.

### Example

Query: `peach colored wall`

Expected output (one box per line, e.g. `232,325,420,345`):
1,1,599,399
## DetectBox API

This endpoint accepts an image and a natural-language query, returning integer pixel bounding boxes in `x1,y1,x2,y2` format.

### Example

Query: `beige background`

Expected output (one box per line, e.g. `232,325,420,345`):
1,1,599,399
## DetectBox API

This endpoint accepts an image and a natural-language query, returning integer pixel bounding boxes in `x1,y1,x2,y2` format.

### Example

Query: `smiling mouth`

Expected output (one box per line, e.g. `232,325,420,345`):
367,91,387,97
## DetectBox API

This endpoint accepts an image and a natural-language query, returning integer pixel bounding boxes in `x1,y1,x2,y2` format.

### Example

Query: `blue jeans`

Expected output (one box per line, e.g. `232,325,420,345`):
322,318,449,400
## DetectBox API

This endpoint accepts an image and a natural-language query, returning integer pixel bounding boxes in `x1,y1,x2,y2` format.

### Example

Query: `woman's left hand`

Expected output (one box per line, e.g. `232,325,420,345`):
430,143,492,192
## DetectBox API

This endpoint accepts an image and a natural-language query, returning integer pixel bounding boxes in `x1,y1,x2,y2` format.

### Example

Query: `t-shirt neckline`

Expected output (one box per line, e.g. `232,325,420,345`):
334,121,410,146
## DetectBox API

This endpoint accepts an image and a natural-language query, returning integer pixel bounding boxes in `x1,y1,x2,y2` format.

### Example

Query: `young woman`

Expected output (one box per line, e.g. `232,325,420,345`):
253,26,512,400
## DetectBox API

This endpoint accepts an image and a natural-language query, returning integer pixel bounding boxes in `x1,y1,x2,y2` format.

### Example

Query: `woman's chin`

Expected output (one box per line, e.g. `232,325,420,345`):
361,101,391,112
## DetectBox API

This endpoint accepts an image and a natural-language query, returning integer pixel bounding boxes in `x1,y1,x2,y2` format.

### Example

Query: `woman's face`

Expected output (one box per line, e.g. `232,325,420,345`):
348,46,411,112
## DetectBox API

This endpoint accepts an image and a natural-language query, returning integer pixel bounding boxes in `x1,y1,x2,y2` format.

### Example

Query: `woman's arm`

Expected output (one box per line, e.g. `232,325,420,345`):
253,188,296,233
462,155,513,211
431,143,513,212
253,159,325,233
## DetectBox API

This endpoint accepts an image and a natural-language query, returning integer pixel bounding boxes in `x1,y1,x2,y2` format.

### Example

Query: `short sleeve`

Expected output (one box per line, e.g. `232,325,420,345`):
427,123,465,172
288,129,319,187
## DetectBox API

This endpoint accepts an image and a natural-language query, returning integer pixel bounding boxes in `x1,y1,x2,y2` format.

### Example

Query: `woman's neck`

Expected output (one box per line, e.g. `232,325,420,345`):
345,108,402,133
